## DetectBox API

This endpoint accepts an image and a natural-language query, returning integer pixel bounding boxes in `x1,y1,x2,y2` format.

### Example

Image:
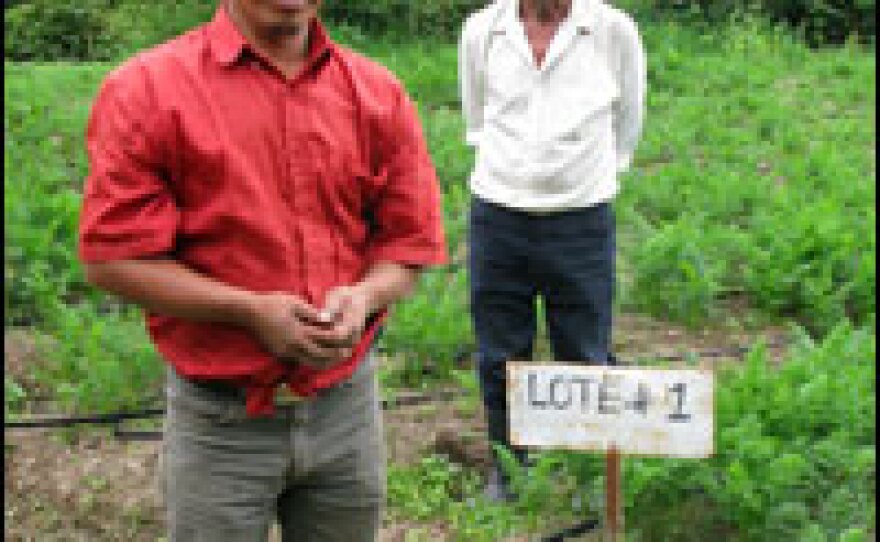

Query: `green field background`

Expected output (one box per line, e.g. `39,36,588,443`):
4,6,876,540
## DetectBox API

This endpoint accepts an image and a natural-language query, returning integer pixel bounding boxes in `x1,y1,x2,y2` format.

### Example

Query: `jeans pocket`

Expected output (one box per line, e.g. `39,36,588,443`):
166,370,243,425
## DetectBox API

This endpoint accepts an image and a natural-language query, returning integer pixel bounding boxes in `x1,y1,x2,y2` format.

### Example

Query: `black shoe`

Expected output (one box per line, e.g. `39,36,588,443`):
484,461,517,503
484,449,532,503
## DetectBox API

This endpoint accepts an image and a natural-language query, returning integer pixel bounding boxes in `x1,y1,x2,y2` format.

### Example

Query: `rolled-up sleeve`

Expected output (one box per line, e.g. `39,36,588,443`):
459,14,485,148
612,13,647,174
365,86,448,268
78,63,179,263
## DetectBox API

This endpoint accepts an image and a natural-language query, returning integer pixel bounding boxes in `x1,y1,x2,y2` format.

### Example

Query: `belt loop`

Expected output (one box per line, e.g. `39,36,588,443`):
223,401,239,424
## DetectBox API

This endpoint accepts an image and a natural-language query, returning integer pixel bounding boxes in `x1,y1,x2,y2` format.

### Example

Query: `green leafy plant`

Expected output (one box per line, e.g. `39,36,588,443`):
5,0,122,61
617,0,875,45
322,0,485,40
609,323,874,540
4,376,28,414
745,197,875,334
627,219,743,327
3,16,875,538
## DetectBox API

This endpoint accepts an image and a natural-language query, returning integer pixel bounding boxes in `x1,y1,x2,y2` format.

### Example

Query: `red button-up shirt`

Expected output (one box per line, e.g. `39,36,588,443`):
78,8,448,415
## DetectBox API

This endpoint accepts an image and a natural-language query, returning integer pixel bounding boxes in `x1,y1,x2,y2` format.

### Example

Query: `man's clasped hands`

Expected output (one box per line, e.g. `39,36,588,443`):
248,285,373,370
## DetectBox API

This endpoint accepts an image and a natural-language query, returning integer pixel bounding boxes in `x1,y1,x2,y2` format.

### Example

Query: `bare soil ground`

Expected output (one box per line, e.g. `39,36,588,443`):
4,316,789,541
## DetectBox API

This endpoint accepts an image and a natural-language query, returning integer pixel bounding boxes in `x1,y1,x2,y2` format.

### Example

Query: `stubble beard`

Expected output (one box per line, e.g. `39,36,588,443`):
265,20,308,41
227,0,312,50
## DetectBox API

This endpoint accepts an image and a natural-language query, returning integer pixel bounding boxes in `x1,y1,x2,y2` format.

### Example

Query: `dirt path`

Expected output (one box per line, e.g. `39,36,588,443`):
5,315,789,541
4,396,494,541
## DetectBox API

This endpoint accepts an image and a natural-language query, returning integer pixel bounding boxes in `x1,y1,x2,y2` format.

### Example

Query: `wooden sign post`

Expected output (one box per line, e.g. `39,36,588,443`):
508,364,714,540
606,446,622,541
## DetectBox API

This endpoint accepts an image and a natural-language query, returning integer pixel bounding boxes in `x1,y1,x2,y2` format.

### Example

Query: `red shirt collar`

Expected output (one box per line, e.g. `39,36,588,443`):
208,6,335,70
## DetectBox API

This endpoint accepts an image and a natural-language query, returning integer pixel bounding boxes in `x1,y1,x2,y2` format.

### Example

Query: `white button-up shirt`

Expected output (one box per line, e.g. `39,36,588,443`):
459,0,646,212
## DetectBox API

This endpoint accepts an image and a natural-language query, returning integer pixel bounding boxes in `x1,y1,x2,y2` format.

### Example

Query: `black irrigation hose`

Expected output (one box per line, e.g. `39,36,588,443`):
4,389,461,430
5,339,791,540
5,408,166,429
540,517,601,542
5,339,790,432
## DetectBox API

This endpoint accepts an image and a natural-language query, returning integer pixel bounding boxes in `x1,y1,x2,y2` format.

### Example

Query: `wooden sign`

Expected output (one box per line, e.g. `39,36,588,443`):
507,363,714,458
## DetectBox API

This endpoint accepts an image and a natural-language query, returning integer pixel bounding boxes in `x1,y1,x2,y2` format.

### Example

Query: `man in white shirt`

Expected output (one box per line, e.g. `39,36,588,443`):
459,0,646,501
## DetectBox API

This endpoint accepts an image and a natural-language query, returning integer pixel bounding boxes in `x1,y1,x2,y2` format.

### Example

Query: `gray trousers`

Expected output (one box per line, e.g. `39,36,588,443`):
161,356,386,542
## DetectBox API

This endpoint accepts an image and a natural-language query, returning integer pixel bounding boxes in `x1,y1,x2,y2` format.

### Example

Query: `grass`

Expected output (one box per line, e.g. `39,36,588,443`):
4,12,876,541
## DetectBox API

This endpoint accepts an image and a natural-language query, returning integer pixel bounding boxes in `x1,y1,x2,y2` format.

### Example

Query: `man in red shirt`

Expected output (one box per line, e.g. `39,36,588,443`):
78,1,447,539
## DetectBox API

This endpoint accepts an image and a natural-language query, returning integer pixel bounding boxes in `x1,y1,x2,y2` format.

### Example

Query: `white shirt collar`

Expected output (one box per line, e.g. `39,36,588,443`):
490,0,600,71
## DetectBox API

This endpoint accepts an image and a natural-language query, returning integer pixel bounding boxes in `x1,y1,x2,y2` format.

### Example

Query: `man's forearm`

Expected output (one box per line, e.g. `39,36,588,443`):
84,258,258,327
352,261,420,316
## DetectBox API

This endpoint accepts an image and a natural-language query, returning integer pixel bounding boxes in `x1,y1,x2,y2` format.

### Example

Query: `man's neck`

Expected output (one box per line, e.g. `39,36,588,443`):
225,0,311,76
520,0,572,24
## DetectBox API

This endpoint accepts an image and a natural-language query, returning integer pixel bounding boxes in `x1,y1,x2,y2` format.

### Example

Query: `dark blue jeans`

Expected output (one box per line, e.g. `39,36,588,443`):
469,197,617,447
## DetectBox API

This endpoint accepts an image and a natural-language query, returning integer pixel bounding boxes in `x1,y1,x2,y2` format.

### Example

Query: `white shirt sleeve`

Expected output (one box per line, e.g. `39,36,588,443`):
612,13,647,173
459,16,485,148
